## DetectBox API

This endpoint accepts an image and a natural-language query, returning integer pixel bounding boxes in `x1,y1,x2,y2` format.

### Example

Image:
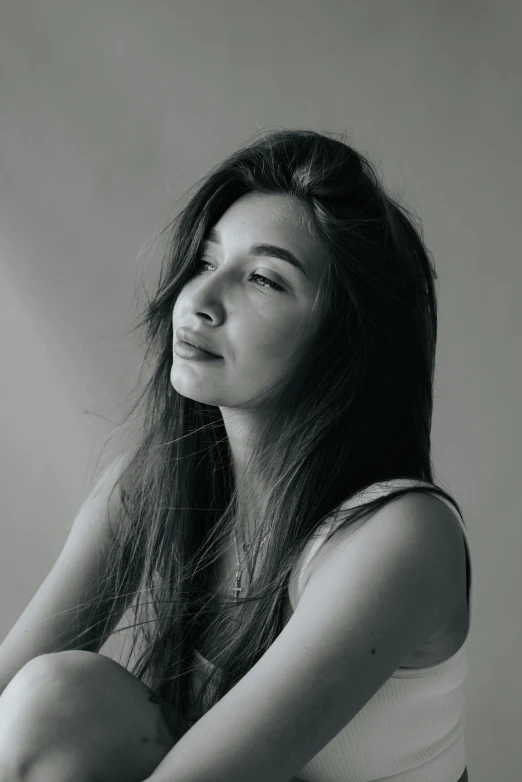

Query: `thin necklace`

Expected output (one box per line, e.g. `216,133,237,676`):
232,528,270,601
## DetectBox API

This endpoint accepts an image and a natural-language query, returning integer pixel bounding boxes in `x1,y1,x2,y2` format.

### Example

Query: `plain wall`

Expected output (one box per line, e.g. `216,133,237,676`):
1,1,521,779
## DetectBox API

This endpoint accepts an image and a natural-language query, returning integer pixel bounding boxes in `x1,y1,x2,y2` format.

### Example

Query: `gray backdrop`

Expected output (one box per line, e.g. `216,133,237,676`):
1,2,520,779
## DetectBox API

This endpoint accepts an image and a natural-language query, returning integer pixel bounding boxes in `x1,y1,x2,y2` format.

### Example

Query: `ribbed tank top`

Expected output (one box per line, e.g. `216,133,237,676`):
191,479,472,782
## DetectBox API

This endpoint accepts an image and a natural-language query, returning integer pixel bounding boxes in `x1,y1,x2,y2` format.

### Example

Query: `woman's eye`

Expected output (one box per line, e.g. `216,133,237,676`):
196,259,285,293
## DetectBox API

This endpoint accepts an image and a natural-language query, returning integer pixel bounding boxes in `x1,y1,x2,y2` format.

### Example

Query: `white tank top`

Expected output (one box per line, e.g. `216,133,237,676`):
191,478,472,782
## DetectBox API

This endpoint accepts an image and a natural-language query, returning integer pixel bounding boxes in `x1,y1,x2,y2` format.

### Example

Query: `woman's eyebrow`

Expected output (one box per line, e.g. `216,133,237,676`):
204,227,308,279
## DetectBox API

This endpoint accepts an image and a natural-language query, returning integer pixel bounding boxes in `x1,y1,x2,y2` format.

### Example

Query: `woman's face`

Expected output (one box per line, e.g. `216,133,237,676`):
170,192,323,415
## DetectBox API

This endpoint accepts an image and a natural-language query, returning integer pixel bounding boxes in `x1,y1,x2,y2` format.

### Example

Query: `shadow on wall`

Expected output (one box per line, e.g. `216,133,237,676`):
0,259,91,628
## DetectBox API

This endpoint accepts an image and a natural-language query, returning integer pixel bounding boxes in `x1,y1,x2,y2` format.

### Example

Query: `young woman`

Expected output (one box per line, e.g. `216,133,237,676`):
0,129,471,782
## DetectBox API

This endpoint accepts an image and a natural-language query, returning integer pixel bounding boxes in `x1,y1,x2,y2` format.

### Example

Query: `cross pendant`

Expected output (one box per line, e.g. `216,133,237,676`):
234,572,242,599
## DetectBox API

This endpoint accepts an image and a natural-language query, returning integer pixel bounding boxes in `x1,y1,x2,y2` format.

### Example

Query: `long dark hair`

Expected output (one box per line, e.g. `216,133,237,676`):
77,128,465,737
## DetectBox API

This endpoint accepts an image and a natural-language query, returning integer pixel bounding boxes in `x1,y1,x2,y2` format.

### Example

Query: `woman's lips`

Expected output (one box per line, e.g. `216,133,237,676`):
174,340,223,361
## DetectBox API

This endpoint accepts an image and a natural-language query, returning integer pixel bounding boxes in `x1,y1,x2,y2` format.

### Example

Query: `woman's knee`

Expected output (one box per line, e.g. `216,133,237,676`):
8,649,145,707
0,650,114,733
0,653,108,773
3,650,105,700
0,651,178,782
